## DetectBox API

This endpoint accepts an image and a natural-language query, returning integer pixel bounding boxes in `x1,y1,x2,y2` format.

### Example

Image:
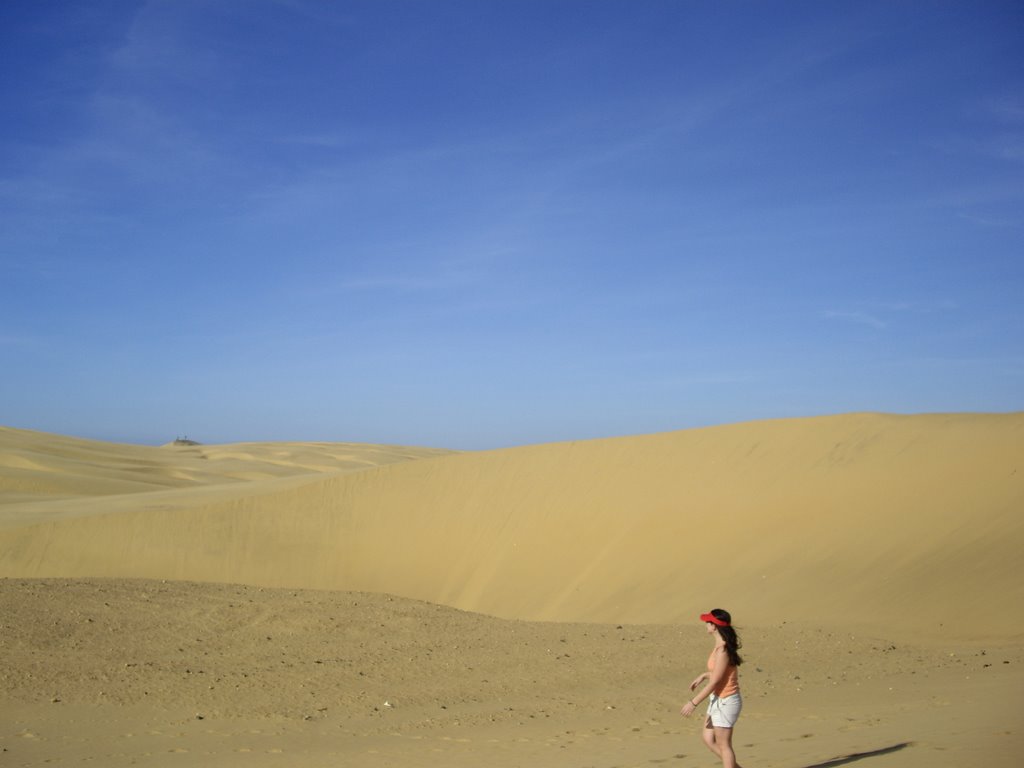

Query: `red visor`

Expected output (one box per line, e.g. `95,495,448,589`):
700,612,730,627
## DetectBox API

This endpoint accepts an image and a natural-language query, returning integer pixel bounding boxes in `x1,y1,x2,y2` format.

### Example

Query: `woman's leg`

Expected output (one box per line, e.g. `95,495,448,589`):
712,726,740,768
701,718,721,757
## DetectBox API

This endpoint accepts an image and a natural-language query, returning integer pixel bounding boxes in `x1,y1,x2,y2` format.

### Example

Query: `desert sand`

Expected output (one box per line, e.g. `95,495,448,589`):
1,413,1022,766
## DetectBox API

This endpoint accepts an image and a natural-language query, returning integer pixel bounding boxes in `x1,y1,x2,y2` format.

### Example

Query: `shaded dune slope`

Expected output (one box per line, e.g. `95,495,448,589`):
1,414,1021,635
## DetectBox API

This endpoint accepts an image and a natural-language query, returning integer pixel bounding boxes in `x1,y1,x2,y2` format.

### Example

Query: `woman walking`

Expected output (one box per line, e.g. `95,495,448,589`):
680,608,744,768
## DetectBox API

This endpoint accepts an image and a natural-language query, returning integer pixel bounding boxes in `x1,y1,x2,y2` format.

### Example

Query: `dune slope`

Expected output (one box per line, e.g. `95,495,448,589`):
1,414,1021,635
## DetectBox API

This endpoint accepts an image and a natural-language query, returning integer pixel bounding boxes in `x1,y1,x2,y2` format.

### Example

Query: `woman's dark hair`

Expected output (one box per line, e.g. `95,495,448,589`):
710,608,743,667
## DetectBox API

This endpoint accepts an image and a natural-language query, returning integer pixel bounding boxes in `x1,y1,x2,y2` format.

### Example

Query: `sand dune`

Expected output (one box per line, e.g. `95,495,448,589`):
0,427,455,505
1,414,1021,636
1,414,1022,766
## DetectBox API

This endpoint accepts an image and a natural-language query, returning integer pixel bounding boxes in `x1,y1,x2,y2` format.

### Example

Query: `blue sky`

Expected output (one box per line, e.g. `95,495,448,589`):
2,1,1022,449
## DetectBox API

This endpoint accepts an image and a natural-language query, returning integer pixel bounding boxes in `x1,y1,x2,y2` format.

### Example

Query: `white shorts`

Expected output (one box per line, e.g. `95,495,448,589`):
707,693,742,728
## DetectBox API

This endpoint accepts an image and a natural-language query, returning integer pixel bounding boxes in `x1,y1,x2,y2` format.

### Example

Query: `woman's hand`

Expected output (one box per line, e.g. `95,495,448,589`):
680,700,697,717
689,674,707,691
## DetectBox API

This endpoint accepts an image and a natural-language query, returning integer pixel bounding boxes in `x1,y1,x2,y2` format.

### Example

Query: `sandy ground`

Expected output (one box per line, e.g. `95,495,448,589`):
0,415,1022,766
2,579,1021,767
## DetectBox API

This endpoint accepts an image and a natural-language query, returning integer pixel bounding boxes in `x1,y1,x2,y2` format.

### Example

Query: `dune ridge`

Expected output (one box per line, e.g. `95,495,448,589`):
1,414,1021,637
0,426,455,504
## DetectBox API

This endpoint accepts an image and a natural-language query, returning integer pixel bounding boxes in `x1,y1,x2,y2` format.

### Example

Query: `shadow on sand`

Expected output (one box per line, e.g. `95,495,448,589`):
800,742,913,768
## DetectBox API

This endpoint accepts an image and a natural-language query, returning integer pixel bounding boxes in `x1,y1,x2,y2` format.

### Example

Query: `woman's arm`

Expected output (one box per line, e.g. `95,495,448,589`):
680,649,729,717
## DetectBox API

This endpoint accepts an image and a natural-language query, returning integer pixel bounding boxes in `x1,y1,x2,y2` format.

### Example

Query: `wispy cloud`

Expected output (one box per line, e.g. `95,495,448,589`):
822,310,886,329
332,269,476,295
821,300,960,328
982,93,1024,124
277,133,361,150
106,0,222,81
956,211,1022,229
0,333,38,347
880,300,959,314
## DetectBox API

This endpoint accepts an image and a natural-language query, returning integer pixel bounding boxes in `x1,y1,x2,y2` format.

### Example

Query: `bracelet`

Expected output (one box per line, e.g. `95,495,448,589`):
690,699,698,707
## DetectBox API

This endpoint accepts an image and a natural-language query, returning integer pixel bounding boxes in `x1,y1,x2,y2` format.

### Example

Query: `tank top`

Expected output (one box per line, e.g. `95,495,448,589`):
708,648,739,698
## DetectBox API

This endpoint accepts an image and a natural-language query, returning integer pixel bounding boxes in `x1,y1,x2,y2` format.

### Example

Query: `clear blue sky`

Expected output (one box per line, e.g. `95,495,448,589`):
2,1,1022,449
